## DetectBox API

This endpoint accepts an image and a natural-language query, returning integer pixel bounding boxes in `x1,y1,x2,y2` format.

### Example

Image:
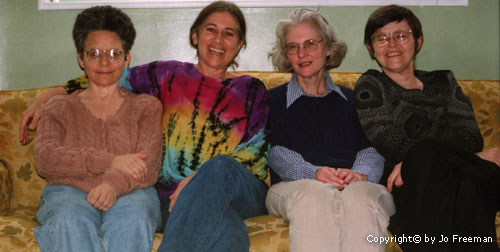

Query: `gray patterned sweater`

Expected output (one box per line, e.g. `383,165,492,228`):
354,69,483,175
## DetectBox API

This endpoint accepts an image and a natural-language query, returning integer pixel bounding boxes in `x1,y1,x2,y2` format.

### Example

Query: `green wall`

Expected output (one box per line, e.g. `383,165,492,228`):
0,0,498,90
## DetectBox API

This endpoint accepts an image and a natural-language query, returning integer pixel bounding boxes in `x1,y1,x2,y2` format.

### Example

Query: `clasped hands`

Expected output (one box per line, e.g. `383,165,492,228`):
315,167,367,189
87,153,148,211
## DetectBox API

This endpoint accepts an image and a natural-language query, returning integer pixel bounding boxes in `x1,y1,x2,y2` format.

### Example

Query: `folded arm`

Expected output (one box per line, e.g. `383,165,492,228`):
34,98,115,179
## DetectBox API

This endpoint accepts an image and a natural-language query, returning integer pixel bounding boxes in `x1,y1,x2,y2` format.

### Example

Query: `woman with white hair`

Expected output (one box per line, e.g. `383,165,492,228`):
265,8,395,252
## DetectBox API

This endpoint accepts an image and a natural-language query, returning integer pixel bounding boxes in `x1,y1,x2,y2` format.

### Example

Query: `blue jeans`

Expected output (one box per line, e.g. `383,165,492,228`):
158,155,268,252
35,185,161,252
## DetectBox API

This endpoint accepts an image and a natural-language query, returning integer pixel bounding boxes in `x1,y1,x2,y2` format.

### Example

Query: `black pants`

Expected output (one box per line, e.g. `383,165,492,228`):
389,138,500,252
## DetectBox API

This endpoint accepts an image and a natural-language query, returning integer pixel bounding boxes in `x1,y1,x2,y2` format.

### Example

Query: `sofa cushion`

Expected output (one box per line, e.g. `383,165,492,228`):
0,208,40,252
0,87,54,210
0,159,11,213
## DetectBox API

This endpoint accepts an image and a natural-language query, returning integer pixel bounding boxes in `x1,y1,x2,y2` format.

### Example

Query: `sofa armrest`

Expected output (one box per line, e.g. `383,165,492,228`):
0,158,12,214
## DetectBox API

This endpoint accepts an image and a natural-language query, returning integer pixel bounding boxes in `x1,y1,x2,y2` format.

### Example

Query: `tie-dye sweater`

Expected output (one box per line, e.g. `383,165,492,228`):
64,60,269,197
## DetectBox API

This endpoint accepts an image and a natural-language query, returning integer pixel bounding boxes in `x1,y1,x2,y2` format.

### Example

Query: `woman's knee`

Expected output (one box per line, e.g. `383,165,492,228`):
342,182,395,216
197,155,249,184
281,180,337,214
39,200,100,230
113,188,161,222
38,185,97,224
201,155,242,173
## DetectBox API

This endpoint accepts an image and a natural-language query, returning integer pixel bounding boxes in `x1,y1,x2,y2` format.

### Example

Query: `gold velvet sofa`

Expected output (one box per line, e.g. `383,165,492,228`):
1,72,499,252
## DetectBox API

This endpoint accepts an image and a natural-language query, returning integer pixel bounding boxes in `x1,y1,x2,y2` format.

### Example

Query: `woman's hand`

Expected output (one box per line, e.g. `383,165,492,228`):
335,168,367,185
20,87,67,144
87,183,117,211
476,148,500,167
111,154,148,181
169,172,196,212
387,162,403,193
315,167,366,189
315,167,343,188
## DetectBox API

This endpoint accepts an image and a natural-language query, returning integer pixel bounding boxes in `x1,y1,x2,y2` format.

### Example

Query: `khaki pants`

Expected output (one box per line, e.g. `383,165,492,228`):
266,180,395,252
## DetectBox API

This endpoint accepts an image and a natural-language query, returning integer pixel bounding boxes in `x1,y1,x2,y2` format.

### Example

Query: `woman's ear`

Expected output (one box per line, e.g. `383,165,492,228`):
191,32,198,46
366,44,375,59
416,35,423,52
125,51,131,66
77,52,84,70
237,39,244,51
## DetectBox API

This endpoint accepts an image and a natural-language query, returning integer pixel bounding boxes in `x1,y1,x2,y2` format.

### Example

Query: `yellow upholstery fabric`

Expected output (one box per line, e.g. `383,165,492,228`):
0,72,498,252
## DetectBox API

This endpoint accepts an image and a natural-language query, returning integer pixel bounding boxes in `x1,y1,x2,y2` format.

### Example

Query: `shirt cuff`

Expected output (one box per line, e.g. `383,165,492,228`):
352,147,384,183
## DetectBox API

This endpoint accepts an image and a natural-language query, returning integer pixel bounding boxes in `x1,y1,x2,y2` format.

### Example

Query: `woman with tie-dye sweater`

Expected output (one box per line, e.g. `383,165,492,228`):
20,2,269,252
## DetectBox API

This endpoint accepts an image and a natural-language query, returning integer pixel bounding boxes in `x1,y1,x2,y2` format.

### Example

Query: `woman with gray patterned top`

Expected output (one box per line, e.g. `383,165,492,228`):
354,5,500,252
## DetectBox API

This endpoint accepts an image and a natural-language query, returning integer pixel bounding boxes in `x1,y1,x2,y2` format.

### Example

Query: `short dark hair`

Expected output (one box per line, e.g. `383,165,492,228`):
73,6,136,54
189,1,246,68
364,5,423,58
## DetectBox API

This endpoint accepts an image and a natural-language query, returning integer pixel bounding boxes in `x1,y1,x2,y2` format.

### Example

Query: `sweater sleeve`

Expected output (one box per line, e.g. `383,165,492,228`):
63,74,90,94
34,97,115,180
123,61,168,98
230,78,270,181
103,95,163,196
354,71,414,167
440,71,483,152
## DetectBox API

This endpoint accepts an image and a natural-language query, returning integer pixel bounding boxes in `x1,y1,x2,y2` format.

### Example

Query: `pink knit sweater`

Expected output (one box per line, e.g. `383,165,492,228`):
35,90,162,197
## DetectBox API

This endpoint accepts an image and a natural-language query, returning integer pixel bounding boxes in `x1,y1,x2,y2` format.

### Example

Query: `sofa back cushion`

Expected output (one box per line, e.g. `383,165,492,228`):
457,79,500,149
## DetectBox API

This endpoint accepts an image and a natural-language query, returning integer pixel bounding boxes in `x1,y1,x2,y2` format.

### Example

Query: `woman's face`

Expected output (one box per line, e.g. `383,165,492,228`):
77,30,130,87
285,22,330,81
192,11,244,74
371,20,422,75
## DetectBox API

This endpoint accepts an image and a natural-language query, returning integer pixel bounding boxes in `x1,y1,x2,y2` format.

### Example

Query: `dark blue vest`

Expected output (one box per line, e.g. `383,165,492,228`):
268,83,372,184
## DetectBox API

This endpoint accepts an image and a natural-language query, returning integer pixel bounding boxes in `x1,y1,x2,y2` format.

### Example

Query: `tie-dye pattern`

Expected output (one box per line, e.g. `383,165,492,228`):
124,61,269,194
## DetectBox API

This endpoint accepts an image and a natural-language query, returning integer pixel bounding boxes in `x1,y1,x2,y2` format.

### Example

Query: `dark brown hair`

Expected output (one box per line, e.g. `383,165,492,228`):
73,6,136,54
364,5,423,58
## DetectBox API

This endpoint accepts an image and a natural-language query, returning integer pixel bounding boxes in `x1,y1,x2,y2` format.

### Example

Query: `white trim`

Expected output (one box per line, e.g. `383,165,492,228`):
38,0,468,10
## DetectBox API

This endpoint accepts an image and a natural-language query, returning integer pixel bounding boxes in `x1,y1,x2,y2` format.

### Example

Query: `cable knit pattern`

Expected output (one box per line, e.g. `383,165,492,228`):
354,69,483,170
34,90,162,196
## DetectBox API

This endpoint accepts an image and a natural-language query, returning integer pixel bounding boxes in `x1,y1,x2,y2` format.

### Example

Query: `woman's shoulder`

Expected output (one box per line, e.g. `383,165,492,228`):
416,69,456,83
354,69,389,93
130,60,193,74
267,82,288,98
232,74,265,86
355,69,386,86
127,92,162,110
359,69,384,79
228,75,269,98
40,91,81,118
45,91,80,109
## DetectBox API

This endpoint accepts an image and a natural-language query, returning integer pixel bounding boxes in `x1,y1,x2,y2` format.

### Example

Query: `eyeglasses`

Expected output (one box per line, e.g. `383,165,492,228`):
285,39,324,55
371,30,412,47
82,48,125,63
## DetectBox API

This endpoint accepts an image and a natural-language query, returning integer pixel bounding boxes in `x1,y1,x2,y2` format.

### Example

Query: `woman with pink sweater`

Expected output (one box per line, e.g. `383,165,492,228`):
33,6,162,252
